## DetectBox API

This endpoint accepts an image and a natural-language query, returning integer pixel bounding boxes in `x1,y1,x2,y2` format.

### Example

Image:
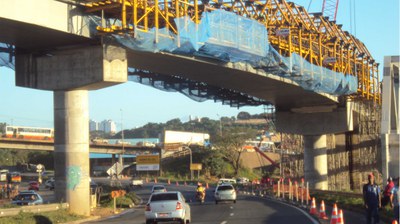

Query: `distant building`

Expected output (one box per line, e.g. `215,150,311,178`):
89,120,98,132
99,120,116,134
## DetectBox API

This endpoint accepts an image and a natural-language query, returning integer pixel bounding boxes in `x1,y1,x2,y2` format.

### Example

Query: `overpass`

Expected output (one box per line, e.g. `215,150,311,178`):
0,138,160,155
0,0,382,215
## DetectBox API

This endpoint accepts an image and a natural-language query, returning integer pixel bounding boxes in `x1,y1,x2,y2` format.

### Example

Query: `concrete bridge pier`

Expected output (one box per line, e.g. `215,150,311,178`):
54,90,90,215
304,135,328,190
16,44,127,215
276,103,354,190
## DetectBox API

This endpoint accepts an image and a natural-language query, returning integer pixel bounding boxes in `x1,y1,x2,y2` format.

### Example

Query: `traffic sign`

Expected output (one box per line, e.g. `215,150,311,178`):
136,155,160,164
190,163,202,171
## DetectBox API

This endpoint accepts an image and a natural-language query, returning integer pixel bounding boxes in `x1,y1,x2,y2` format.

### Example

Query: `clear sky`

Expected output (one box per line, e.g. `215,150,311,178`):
0,0,399,130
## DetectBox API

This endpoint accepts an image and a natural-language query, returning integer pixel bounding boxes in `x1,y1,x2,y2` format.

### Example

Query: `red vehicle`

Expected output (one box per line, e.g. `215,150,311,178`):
28,181,40,191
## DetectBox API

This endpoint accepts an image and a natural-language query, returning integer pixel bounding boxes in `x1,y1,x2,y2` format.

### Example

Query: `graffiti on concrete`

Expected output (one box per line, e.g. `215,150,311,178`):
67,166,81,190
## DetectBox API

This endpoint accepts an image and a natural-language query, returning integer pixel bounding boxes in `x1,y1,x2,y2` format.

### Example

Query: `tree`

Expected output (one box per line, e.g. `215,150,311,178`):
213,127,257,176
237,111,251,120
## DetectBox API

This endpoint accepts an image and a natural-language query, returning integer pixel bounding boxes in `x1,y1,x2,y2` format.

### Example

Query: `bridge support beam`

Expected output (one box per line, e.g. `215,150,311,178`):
54,90,90,216
15,44,127,215
304,135,328,190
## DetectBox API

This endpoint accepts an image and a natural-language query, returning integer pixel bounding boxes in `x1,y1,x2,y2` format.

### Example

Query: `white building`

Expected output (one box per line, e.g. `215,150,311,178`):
89,120,98,132
99,120,116,134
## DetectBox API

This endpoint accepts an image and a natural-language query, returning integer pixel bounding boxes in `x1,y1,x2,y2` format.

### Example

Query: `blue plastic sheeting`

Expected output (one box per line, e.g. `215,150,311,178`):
107,9,357,96
0,43,14,70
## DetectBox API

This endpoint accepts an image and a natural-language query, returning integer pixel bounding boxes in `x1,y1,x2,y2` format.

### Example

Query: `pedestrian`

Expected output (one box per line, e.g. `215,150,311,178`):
363,172,381,224
390,177,400,223
382,177,395,207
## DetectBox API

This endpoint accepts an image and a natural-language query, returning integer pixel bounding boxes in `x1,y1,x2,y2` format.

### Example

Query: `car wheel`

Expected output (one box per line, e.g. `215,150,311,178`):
233,200,236,204
186,219,190,224
215,200,218,204
180,219,185,224
145,220,153,224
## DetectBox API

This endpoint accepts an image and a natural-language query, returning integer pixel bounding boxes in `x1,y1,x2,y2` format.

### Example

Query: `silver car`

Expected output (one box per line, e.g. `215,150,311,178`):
151,184,167,193
214,184,237,204
145,191,191,224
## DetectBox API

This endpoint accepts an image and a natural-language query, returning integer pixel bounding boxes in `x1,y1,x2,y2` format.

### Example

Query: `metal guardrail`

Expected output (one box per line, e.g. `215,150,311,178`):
0,203,69,217
310,189,362,198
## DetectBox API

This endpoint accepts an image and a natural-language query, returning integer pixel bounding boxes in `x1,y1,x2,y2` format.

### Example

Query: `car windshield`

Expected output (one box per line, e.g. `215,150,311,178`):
150,193,178,202
217,185,234,191
14,194,37,201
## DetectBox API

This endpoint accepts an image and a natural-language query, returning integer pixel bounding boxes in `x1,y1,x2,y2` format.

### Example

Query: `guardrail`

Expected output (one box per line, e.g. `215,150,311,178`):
0,203,69,217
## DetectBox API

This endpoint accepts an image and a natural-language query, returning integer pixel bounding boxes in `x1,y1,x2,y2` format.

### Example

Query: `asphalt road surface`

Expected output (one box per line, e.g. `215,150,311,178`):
86,183,319,224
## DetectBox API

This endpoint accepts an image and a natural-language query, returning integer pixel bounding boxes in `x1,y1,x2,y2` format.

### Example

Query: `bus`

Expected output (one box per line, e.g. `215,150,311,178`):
2,125,54,141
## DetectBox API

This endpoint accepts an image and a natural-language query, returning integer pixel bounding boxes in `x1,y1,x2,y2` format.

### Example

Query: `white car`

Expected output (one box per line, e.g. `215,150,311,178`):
214,184,237,204
151,185,167,193
145,191,191,224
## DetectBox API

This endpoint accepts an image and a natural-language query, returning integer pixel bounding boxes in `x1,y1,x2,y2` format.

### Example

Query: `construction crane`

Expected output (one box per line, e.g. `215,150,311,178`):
322,0,340,21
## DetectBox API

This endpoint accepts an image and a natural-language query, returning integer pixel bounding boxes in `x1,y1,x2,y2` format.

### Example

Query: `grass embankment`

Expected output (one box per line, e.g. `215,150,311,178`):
310,191,394,223
0,209,84,224
98,185,141,208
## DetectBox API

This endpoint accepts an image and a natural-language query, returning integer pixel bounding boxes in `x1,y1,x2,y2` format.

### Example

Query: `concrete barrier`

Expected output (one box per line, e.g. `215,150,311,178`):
0,203,69,217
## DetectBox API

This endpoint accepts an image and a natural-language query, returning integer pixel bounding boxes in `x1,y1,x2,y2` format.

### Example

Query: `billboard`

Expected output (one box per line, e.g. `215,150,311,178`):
136,155,160,171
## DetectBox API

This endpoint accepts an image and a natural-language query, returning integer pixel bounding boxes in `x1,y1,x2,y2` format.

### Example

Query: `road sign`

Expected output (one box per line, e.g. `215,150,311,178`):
136,155,160,164
107,162,123,176
136,155,160,171
190,163,202,171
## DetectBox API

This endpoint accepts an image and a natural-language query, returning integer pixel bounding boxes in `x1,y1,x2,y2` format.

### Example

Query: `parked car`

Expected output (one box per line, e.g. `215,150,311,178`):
214,184,237,204
11,190,43,205
151,185,167,193
145,191,191,224
28,181,40,191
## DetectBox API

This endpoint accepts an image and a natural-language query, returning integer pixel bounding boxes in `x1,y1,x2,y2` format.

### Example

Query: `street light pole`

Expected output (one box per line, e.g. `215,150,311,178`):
187,147,193,180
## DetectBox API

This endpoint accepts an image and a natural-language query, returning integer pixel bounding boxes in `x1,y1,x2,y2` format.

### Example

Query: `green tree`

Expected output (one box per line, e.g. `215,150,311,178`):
213,127,257,176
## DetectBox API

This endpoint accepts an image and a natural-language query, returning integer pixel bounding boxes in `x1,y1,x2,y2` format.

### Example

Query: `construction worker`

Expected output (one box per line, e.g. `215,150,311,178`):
363,173,381,224
382,177,395,207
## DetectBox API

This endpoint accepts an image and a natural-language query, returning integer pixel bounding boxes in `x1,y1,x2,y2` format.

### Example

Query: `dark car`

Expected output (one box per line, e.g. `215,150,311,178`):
12,191,43,205
28,181,40,191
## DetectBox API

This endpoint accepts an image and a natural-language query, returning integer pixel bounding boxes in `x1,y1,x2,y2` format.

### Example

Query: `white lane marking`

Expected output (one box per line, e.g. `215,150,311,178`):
262,198,319,224
221,221,228,224
230,213,234,216
230,206,234,209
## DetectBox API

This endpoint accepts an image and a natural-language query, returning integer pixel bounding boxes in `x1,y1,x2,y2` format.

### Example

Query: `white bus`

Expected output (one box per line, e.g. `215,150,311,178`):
2,125,54,141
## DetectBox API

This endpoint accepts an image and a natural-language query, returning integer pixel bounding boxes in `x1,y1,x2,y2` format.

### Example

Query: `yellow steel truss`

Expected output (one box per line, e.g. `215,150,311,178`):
81,0,381,104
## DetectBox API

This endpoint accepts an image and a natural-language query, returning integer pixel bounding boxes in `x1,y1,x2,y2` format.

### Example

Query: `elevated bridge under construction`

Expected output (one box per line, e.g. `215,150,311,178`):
0,0,388,215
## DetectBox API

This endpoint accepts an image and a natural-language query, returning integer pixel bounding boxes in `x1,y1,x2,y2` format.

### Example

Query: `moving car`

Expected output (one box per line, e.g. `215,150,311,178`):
131,178,144,187
45,178,55,190
236,177,249,185
217,178,236,185
12,191,43,205
145,191,191,224
214,184,237,204
28,181,40,191
151,185,167,193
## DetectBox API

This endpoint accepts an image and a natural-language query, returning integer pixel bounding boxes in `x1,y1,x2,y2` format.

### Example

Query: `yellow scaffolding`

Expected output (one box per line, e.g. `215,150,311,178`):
81,0,381,104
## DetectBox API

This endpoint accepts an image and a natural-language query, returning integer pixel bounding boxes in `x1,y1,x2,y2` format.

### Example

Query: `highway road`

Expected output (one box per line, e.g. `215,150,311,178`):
86,183,318,224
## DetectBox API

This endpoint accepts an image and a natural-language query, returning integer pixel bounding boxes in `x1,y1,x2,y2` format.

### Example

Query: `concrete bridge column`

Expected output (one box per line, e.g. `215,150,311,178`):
54,90,90,216
304,135,328,190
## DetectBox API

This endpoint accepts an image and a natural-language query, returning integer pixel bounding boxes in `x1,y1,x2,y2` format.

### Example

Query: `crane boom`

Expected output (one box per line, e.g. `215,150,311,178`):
322,0,339,21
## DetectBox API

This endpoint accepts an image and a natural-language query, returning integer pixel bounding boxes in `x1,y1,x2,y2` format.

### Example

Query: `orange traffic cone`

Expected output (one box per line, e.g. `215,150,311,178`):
168,179,171,185
154,178,157,183
206,182,209,189
184,181,187,186
309,197,317,215
176,181,179,186
330,203,338,224
146,177,149,183
319,200,328,220
337,209,344,224
392,220,398,224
